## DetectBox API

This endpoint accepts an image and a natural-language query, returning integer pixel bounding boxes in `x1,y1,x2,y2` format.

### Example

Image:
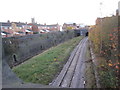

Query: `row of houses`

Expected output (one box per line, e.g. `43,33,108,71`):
62,22,90,31
0,21,60,37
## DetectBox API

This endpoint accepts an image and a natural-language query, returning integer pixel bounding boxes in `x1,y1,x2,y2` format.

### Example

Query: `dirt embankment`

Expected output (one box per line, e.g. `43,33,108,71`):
84,40,97,88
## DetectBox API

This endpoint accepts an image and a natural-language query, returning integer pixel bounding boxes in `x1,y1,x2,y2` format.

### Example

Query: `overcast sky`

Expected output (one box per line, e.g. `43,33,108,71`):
0,0,119,25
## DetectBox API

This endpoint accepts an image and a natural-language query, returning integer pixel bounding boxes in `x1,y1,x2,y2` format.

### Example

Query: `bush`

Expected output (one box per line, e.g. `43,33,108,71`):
89,16,120,88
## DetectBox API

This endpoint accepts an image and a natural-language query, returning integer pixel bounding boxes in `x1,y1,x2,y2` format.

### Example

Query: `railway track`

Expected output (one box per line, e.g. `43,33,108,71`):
51,37,88,88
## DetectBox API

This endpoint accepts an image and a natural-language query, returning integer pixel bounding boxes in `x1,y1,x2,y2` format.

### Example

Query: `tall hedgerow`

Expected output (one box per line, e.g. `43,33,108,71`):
89,16,120,88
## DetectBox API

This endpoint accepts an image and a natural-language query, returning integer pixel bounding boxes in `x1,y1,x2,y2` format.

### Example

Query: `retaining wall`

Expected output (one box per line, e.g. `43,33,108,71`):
2,30,75,68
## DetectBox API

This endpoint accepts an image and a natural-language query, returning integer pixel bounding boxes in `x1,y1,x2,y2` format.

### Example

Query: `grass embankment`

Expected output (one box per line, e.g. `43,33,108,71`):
12,36,83,85
84,42,96,88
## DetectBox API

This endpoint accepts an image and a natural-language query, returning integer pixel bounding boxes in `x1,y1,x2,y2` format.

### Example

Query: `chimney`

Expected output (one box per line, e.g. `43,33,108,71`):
31,18,35,24
116,9,119,16
7,20,10,23
44,23,46,25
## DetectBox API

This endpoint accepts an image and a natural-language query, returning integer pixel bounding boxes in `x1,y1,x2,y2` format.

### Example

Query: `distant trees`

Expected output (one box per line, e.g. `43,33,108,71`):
11,23,19,36
12,23,18,31
73,23,76,26
32,24,38,32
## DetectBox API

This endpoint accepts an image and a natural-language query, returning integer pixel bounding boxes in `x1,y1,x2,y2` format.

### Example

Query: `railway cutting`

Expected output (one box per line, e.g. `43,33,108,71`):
51,37,88,88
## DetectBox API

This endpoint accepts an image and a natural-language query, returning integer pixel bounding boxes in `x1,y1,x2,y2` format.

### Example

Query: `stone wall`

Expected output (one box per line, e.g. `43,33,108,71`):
2,30,75,68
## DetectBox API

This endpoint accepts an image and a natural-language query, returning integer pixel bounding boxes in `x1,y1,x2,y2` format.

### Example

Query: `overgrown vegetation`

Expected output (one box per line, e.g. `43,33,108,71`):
89,16,120,88
12,36,83,85
96,56,117,88
84,42,96,88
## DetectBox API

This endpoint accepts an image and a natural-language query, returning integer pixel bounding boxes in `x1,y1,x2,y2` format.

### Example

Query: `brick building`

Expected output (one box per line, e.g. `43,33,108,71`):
1,21,33,37
1,20,60,37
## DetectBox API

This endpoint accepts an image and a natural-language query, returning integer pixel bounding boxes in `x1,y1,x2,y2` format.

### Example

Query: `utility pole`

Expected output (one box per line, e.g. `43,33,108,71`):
99,2,103,54
0,22,2,38
100,2,103,17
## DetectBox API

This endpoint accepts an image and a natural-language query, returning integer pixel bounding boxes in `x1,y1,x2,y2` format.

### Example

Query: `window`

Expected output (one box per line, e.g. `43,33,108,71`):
4,27,8,29
9,27,12,29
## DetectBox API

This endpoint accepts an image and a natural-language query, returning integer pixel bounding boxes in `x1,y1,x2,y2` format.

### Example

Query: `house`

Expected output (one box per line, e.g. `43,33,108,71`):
25,29,33,35
27,23,38,33
1,22,14,37
62,23,77,30
1,31,11,37
34,23,60,33
1,20,60,37
45,24,60,31
1,21,34,37
39,24,60,31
